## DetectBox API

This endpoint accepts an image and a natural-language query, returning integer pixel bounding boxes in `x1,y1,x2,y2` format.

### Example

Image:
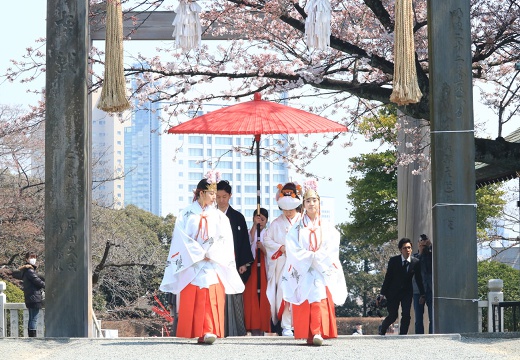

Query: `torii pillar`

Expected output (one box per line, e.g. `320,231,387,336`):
45,0,92,336
428,1,478,332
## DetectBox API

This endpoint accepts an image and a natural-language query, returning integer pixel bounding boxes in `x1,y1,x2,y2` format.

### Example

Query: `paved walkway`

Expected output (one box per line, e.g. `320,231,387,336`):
1,333,519,360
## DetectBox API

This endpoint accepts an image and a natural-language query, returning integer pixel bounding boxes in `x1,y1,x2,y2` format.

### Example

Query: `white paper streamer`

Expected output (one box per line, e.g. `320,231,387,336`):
172,0,202,51
304,0,331,50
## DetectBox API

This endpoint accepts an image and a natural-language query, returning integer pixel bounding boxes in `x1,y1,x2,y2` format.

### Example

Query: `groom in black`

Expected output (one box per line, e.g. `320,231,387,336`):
378,238,425,335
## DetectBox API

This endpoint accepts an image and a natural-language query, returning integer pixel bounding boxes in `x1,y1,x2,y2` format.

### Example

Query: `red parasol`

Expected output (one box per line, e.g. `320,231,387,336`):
167,92,348,299
167,93,347,136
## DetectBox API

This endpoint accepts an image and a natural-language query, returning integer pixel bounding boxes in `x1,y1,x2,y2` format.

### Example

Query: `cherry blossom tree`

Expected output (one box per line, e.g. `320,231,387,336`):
2,0,520,171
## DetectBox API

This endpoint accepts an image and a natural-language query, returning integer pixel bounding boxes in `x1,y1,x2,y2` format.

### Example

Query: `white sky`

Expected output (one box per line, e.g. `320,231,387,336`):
0,2,518,229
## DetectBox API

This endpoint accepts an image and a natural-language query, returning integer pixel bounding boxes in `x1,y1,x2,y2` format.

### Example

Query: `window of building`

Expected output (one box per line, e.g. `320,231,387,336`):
179,196,184,201
265,186,270,193
235,138,241,145
245,197,257,205
117,151,122,155
179,184,184,189
189,160,203,168
236,173,241,181
207,149,212,156
245,174,256,181
189,172,203,180
188,148,203,156
207,137,212,145
189,136,203,144
273,174,286,182
178,135,184,140
179,172,184,177
235,197,241,205
274,162,286,170
216,149,231,157
117,141,121,145
235,162,241,169
221,173,232,181
179,160,183,165
264,162,269,170
216,161,232,169
264,174,269,182
265,198,270,205
245,186,256,193
215,137,233,145
244,162,256,169
235,185,241,193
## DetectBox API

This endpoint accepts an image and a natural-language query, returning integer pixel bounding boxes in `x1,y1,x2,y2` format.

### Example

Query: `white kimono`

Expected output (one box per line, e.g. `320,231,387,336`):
159,201,245,296
281,214,347,306
263,213,301,324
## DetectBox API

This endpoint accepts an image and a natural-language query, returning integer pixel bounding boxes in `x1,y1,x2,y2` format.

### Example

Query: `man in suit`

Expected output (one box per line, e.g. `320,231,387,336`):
378,238,425,335
217,180,254,336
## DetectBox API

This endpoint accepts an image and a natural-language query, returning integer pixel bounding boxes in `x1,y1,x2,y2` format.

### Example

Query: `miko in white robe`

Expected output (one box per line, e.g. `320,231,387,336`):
281,213,347,341
159,201,244,339
263,212,301,330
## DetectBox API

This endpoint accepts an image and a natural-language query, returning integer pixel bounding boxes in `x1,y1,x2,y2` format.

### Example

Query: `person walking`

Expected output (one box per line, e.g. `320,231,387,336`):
281,180,347,346
264,182,302,336
159,171,244,344
20,251,45,337
419,234,433,334
216,180,254,337
243,208,271,335
378,238,425,335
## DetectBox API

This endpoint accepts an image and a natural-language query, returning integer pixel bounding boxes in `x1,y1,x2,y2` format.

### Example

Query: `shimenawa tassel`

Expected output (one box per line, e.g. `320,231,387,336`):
97,0,131,113
304,0,331,50
390,0,423,105
172,0,202,51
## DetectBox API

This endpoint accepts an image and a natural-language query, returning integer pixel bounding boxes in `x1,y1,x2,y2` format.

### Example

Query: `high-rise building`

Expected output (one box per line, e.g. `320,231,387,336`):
161,129,290,226
123,87,162,215
91,90,126,209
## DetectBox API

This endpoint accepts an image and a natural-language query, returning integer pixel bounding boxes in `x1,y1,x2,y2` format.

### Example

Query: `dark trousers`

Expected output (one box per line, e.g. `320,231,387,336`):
413,293,425,334
381,292,413,335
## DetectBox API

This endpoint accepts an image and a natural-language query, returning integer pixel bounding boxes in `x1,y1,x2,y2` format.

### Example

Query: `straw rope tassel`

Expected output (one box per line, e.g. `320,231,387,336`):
172,0,202,51
304,0,331,50
390,0,422,106
97,0,131,113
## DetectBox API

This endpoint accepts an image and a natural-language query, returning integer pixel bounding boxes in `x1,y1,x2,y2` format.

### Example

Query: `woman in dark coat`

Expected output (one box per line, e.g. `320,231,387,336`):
20,251,45,337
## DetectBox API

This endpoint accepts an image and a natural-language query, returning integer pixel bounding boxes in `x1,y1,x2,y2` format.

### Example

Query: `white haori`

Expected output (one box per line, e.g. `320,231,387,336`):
281,214,347,306
263,213,301,323
159,202,245,295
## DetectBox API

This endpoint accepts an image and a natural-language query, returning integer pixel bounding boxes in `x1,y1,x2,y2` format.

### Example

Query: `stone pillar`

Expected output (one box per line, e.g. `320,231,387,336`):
487,279,503,332
397,116,433,242
45,0,92,337
0,281,6,337
427,0,478,333
397,115,432,334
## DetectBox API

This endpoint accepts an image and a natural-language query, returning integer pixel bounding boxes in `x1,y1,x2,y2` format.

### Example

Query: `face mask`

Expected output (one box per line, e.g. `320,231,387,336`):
28,258,36,265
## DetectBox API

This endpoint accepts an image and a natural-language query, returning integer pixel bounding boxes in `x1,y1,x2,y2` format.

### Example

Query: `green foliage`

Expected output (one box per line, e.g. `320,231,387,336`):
477,260,520,331
475,185,507,239
477,260,520,302
357,105,398,143
4,279,25,303
345,150,398,245
91,205,173,314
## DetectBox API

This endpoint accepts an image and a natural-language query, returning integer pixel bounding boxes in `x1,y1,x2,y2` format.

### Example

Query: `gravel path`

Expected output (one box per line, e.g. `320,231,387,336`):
1,334,519,360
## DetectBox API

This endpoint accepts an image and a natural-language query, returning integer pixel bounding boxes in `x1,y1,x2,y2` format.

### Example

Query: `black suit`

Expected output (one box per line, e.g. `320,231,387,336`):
224,206,254,283
223,206,254,336
380,255,424,335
